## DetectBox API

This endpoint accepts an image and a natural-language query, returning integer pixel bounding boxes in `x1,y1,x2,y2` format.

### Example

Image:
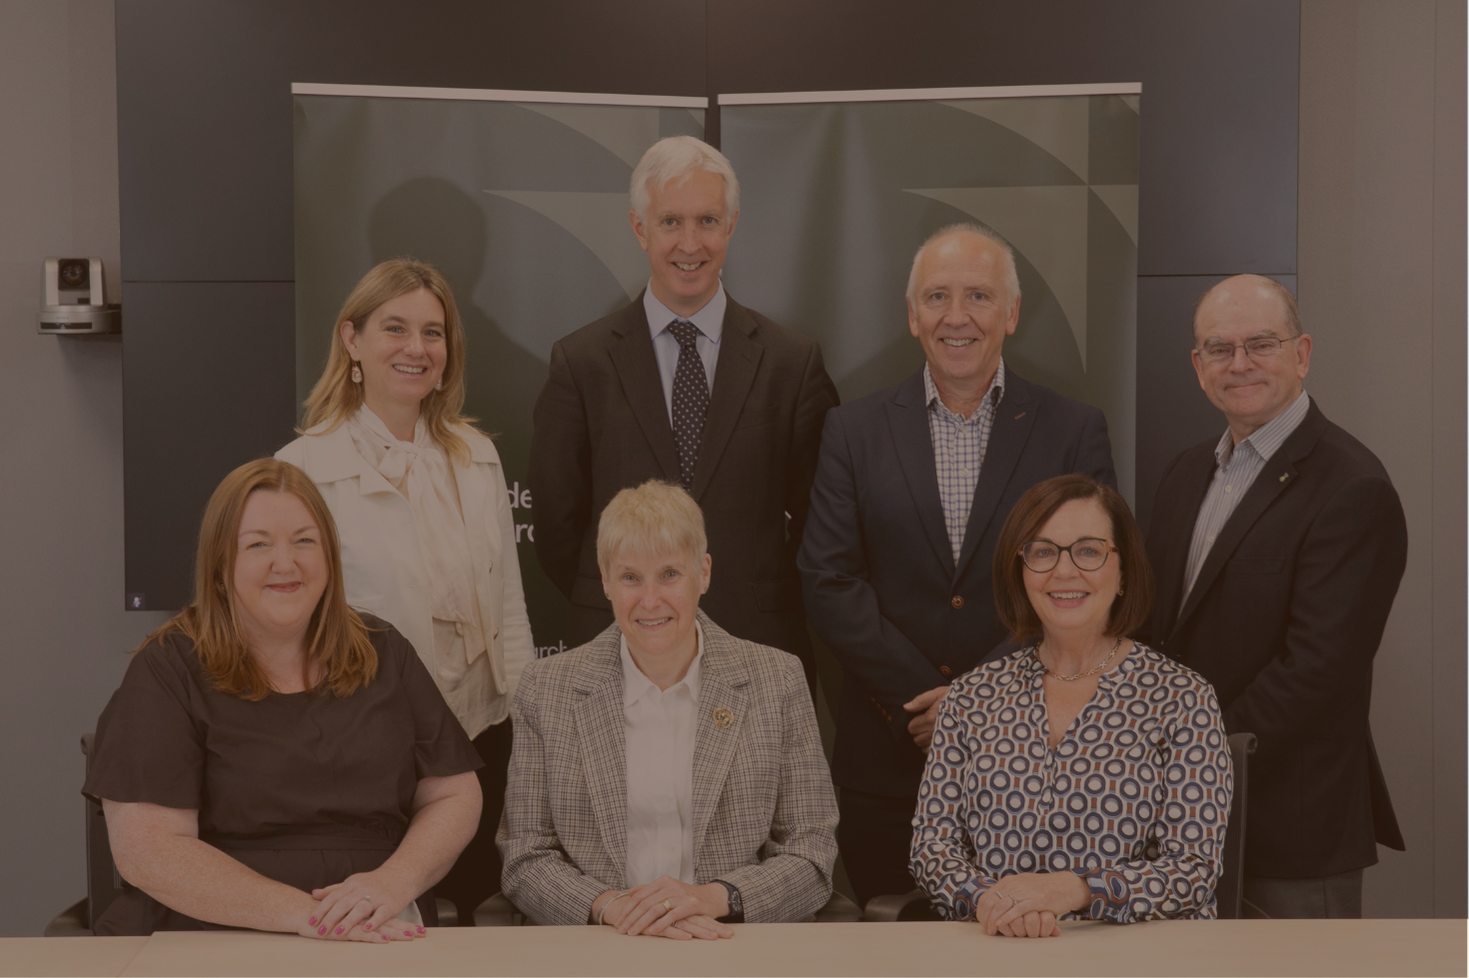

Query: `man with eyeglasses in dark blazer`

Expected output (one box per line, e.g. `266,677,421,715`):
1142,274,1407,918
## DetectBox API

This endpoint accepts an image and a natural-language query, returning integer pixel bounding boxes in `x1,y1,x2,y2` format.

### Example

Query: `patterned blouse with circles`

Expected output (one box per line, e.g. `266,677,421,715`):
911,643,1233,923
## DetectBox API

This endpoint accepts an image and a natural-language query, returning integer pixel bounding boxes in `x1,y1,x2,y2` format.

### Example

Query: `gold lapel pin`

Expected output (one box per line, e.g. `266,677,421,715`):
712,707,735,729
1279,472,1289,482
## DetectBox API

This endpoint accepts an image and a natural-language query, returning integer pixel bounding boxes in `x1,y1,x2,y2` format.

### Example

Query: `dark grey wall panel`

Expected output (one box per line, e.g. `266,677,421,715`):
115,0,706,283
708,0,1299,277
1134,273,1297,533
122,282,297,610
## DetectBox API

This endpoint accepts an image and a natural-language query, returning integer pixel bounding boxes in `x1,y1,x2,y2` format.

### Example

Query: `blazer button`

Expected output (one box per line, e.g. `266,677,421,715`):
940,666,953,678
951,595,964,609
487,560,493,572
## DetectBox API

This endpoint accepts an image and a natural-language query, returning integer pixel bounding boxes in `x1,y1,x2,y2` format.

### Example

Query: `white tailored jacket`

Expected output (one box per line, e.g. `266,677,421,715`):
277,421,535,737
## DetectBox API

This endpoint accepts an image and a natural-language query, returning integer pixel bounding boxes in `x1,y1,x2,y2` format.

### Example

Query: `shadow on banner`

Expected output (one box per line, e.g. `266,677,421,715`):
294,91,704,655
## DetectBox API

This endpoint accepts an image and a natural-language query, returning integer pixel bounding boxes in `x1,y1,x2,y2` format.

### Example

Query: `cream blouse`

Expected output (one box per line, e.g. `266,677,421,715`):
346,406,489,681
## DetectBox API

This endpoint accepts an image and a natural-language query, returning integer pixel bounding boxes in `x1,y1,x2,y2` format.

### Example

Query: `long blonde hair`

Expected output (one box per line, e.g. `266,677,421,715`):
302,258,476,465
137,458,378,700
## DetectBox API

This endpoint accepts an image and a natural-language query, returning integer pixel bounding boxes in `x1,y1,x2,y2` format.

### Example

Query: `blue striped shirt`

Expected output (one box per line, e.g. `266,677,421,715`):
1182,390,1311,600
925,360,1005,565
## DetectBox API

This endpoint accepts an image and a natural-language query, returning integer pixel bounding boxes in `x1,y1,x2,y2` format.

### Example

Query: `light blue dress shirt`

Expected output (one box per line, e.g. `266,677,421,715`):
643,282,726,424
1181,389,1311,600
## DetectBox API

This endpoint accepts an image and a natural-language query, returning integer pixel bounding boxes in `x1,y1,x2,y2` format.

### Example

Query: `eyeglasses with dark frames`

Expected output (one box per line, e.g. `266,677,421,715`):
1018,537,1118,573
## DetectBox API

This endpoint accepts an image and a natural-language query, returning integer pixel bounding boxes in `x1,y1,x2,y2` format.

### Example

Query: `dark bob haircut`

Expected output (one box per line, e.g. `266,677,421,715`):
991,474,1154,643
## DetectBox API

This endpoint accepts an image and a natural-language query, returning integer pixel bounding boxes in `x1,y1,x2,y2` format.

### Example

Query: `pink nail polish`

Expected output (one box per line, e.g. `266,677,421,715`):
317,926,326,935
308,917,317,925
416,926,425,934
382,934,389,941
363,922,372,931
335,927,344,935
404,930,413,936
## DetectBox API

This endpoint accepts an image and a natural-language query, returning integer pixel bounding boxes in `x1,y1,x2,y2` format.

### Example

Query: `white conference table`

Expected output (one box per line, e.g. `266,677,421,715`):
2,919,1463,977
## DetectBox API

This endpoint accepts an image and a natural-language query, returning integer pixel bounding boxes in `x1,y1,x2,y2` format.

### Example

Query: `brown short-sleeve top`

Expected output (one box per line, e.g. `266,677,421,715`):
82,616,481,934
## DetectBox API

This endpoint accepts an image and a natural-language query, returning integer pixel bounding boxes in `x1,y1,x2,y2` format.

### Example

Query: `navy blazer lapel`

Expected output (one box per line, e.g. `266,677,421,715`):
570,631,629,876
607,297,682,483
689,613,751,859
1174,406,1328,632
953,373,1038,582
885,370,954,576
1152,447,1217,640
691,298,762,502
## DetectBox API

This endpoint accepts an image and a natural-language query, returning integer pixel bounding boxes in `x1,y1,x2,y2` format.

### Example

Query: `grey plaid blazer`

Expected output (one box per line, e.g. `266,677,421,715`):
498,611,838,925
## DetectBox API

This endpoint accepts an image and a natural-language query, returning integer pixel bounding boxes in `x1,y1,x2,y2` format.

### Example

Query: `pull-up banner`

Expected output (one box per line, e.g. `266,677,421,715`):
720,84,1140,502
292,84,707,653
292,82,1138,655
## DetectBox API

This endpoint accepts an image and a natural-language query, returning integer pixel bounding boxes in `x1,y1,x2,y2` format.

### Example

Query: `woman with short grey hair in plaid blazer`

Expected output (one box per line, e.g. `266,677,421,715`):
499,480,838,936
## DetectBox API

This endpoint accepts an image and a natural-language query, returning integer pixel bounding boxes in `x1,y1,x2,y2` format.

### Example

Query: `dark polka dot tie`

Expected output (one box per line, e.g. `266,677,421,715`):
668,320,709,489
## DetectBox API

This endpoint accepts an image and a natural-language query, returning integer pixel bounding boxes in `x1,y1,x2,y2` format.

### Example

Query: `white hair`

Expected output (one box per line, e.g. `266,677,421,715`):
906,223,1021,307
629,136,740,222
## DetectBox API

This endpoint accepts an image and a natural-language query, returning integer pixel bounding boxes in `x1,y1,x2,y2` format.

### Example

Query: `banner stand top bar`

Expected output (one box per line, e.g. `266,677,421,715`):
718,83,1141,106
291,82,708,109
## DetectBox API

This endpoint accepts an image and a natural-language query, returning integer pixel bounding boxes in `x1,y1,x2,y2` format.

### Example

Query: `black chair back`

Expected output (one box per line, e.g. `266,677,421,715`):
81,733,126,928
1215,731,1257,919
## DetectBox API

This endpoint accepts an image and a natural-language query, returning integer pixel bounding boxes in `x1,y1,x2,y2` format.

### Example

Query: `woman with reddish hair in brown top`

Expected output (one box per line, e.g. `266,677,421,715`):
83,458,482,939
911,474,1232,937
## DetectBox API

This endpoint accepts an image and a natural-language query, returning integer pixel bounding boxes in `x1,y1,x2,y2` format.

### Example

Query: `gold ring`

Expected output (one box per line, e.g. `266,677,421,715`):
662,899,672,911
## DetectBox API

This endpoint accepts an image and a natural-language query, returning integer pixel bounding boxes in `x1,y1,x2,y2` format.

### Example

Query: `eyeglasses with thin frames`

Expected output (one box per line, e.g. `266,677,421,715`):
1193,334,1299,366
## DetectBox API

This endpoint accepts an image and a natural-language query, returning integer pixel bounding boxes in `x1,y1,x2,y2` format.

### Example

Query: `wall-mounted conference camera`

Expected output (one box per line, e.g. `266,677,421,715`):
39,257,121,334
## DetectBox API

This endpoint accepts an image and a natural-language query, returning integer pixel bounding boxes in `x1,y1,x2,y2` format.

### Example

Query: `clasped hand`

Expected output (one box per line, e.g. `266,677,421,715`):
601,876,734,941
298,867,426,943
904,686,950,749
974,872,1092,939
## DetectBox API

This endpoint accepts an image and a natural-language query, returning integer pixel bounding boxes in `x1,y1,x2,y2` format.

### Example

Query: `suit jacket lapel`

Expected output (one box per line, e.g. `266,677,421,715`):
691,298,762,502
1151,448,1217,639
571,633,629,876
953,374,1038,582
886,370,954,576
689,614,751,859
607,296,682,483
1174,407,1327,632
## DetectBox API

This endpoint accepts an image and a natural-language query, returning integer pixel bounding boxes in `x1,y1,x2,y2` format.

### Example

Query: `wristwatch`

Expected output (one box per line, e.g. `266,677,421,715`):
712,879,744,922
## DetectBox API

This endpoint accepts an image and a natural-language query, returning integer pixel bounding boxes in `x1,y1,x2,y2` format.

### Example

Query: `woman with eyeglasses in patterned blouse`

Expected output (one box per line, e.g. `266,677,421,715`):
911,474,1232,937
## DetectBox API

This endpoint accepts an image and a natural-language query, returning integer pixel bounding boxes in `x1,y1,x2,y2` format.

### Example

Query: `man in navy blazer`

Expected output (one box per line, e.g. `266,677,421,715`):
1141,275,1406,918
798,224,1116,906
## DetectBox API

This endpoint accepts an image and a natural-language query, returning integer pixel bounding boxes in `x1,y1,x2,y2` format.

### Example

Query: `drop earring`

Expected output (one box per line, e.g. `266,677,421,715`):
435,376,443,392
350,362,362,384
1117,587,1125,596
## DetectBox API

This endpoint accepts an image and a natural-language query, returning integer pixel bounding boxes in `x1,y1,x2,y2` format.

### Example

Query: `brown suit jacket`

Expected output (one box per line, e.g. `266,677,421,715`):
529,293,838,676
497,612,838,925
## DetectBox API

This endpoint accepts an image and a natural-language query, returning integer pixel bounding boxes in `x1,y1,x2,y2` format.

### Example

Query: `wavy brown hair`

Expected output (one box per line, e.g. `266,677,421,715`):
992,474,1154,643
135,458,378,700
301,258,476,465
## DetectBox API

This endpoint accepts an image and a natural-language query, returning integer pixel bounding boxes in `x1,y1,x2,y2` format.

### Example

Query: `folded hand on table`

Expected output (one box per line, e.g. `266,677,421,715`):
306,867,427,942
603,876,734,940
975,872,1092,938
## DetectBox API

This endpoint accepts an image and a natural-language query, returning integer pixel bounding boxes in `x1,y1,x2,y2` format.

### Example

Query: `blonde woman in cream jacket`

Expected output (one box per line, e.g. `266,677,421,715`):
278,258,534,925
